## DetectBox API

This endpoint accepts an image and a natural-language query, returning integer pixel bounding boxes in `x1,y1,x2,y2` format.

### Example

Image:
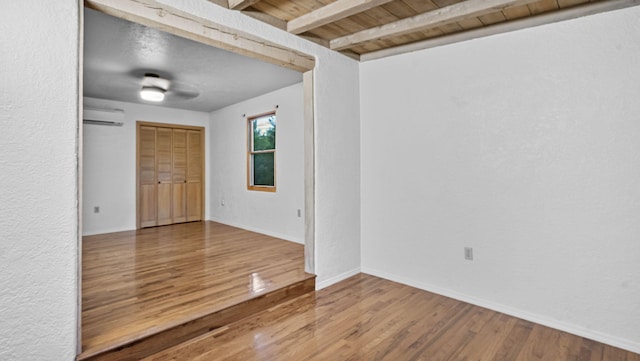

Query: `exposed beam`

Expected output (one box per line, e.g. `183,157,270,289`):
339,50,362,61
303,70,315,275
242,10,287,30
228,0,262,10
207,0,230,8
300,35,330,48
330,0,540,50
84,0,315,72
287,0,394,35
360,0,640,61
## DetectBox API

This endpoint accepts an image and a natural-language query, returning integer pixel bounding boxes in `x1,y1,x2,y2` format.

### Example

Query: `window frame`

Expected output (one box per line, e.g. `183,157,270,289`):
247,111,277,192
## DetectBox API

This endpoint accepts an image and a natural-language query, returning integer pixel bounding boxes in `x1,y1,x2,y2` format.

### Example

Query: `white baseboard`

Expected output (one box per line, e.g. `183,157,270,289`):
208,217,304,245
82,226,135,236
316,268,361,290
83,219,303,245
362,267,640,354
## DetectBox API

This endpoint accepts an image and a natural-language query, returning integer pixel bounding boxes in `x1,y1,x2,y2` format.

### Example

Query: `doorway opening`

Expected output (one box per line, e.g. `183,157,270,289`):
79,0,316,358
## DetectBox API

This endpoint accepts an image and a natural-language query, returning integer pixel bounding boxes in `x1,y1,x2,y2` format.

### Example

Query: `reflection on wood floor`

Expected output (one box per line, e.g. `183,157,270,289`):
146,274,640,361
80,221,314,361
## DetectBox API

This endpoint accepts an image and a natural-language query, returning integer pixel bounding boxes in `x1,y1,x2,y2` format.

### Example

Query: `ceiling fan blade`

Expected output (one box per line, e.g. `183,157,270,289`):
167,80,200,100
168,89,200,100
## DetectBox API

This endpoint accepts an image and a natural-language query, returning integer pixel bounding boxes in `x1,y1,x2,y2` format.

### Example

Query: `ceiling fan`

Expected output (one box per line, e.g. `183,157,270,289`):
138,72,200,102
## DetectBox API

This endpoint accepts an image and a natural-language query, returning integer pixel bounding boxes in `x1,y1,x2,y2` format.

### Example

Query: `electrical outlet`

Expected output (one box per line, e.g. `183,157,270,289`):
464,247,473,261
221,199,225,206
94,206,100,214
297,209,302,218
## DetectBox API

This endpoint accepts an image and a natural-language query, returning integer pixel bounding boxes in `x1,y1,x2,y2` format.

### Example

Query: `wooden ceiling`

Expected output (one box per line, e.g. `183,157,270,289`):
209,0,637,60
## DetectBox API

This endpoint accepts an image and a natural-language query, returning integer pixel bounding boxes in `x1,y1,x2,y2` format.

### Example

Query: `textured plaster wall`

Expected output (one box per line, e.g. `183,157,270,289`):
157,0,361,287
82,97,210,235
360,7,640,352
209,83,305,244
0,1,79,360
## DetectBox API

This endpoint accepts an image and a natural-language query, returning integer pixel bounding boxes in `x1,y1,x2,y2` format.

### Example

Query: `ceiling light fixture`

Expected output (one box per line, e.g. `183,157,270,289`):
140,86,165,102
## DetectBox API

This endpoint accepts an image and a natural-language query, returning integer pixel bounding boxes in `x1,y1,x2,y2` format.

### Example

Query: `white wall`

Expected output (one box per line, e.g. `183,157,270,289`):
158,0,361,288
360,7,640,353
209,83,304,243
5,0,639,358
0,2,79,360
0,1,357,356
83,97,210,235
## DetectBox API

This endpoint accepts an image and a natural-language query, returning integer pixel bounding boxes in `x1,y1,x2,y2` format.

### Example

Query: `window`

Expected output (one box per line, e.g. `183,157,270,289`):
247,112,276,192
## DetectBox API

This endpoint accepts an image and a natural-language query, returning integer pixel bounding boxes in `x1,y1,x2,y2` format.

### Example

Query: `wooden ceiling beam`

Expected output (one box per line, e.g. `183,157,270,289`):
330,0,541,50
360,0,640,61
300,35,331,48
228,0,262,10
242,10,287,30
207,0,230,8
287,0,394,35
85,0,315,72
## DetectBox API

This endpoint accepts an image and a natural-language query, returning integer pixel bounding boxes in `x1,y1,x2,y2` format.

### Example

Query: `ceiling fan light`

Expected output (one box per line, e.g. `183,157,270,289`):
140,86,165,102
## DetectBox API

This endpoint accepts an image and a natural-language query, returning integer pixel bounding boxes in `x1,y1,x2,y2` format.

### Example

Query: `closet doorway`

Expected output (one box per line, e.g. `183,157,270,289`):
137,121,204,228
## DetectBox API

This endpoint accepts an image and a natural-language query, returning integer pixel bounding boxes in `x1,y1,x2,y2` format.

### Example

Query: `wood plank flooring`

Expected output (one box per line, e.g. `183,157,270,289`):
145,274,640,361
80,221,314,361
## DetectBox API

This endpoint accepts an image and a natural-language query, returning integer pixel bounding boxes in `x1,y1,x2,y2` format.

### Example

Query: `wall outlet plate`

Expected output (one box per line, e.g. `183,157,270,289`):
464,247,473,261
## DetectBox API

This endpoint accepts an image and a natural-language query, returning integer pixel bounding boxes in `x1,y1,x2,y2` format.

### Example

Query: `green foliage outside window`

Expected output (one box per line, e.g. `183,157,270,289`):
253,152,274,186
249,115,276,188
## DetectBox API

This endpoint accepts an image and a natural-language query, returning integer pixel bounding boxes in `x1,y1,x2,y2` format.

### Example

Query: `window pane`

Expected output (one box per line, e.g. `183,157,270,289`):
253,152,274,186
252,116,276,151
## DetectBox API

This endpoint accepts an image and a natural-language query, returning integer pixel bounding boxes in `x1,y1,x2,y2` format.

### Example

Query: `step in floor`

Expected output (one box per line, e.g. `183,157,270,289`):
78,221,314,361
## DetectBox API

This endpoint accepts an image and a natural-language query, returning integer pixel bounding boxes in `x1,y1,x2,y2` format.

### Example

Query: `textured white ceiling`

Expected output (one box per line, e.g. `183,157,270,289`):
83,8,303,112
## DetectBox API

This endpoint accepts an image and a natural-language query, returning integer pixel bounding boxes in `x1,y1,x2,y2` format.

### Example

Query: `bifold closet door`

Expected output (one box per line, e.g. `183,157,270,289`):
139,126,157,228
186,130,203,222
172,129,187,223
137,123,204,228
156,127,173,226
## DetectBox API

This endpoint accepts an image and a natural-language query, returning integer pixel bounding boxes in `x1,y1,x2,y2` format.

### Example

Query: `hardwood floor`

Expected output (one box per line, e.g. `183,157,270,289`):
145,274,640,361
80,221,314,361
